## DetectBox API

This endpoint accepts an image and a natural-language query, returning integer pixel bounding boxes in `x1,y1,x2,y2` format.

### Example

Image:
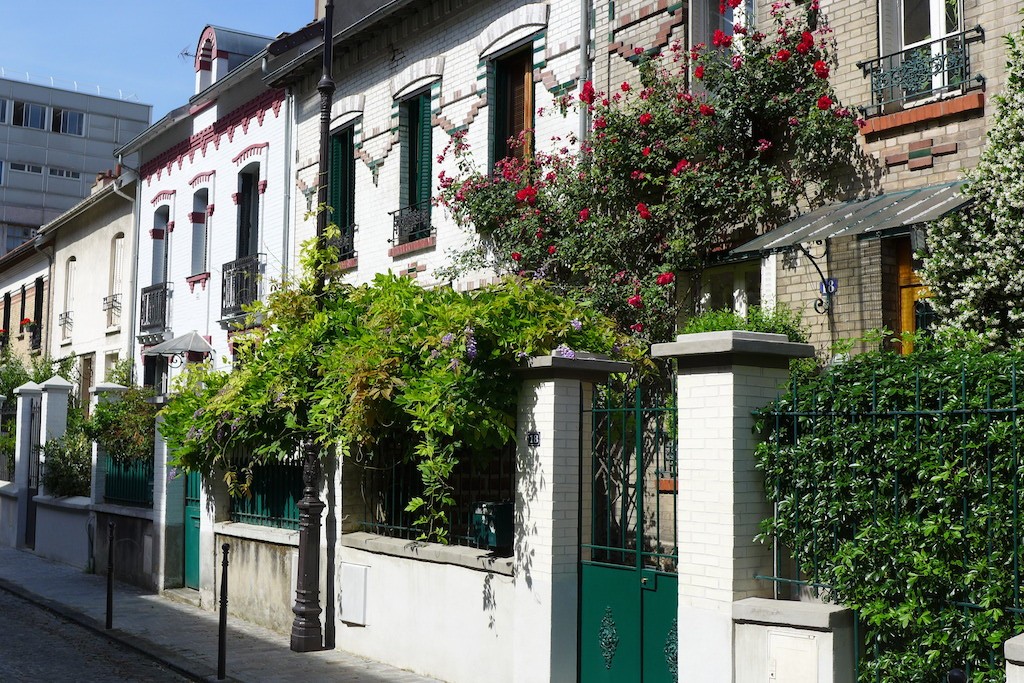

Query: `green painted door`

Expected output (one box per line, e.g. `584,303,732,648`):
184,471,201,590
581,375,678,682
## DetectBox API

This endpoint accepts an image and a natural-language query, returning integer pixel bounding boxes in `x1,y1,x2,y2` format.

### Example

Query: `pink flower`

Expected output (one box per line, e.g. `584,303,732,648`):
579,80,595,104
788,116,800,126
756,138,772,152
816,95,833,110
511,252,522,262
776,49,791,62
639,112,653,126
579,208,590,222
630,323,644,333
627,295,644,309
631,170,645,180
694,65,705,80
636,203,652,219
548,245,557,255
731,54,743,70
634,46,644,55
813,60,830,79
656,272,675,286
621,82,631,92
699,103,715,116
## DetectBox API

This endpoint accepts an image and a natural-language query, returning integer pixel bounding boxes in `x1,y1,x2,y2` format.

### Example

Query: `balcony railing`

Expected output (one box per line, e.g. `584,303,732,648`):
857,26,985,117
103,293,121,328
58,311,72,341
221,253,264,319
389,200,433,247
328,224,356,262
140,283,170,332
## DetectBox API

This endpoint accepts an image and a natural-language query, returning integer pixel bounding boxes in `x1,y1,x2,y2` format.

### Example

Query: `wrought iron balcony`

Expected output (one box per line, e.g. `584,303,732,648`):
389,200,433,247
103,293,121,328
221,253,264,319
58,311,72,341
327,224,356,262
857,26,985,117
140,283,170,332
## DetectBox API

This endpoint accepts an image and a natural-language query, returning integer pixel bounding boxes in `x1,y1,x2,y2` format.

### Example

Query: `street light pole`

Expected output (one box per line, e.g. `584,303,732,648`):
290,0,334,653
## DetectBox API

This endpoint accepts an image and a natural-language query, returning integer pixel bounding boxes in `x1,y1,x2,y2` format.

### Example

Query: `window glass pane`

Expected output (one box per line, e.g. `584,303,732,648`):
0,100,6,124
944,0,960,35
902,0,931,45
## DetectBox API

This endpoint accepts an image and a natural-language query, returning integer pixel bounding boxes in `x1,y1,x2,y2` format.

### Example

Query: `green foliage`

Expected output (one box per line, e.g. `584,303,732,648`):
923,22,1024,348
161,244,636,541
41,429,91,498
757,342,1024,681
681,304,808,342
85,385,158,464
437,5,857,342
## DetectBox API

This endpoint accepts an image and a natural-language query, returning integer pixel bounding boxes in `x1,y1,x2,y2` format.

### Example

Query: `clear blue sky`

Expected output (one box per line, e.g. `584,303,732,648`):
0,1,314,122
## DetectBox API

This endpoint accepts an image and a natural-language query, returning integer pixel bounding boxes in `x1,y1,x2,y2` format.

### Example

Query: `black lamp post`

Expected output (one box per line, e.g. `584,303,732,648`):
290,0,334,653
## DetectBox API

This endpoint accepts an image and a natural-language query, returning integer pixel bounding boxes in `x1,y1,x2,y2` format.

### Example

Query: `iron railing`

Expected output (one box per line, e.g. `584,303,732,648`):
857,26,985,117
0,403,14,482
221,253,263,318
103,293,121,328
229,458,302,530
58,311,72,341
104,454,154,507
328,224,356,262
357,437,515,551
139,283,170,332
389,200,433,246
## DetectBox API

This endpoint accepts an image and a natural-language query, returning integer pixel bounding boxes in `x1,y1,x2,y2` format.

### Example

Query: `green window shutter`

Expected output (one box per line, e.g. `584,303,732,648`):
416,93,432,207
329,133,343,225
329,128,355,229
488,59,503,168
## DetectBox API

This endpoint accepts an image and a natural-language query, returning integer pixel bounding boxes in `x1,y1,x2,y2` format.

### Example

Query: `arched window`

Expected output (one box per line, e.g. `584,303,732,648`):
236,163,260,259
107,233,124,327
152,206,170,285
191,189,209,275
61,256,76,341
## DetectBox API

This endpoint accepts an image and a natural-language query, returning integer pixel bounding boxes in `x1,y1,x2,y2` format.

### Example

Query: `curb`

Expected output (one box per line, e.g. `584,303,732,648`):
0,576,236,682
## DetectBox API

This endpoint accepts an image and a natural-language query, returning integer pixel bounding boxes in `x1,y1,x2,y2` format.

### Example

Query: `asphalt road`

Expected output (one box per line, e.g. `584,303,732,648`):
0,589,191,682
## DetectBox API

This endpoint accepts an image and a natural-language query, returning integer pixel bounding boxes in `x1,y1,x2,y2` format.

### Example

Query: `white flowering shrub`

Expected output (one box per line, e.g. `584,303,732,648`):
924,24,1024,347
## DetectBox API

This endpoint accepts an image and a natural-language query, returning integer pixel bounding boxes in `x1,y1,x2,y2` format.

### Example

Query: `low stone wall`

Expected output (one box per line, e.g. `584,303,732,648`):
1007,633,1024,682
33,495,90,568
0,483,19,547
336,532,515,683
94,505,157,591
214,523,299,635
734,597,855,683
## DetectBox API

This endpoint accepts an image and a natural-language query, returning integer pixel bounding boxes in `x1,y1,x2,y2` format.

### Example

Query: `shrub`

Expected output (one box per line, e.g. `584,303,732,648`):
85,385,157,464
681,304,808,343
41,431,91,498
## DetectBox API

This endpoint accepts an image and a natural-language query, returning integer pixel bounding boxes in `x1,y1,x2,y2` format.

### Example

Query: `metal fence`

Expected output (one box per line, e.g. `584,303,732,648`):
757,366,1024,680
356,437,515,552
104,454,154,507
229,458,303,530
0,403,15,482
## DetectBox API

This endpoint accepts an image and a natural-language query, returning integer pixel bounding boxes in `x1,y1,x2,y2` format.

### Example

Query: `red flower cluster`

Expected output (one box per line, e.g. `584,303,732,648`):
671,159,690,176
621,82,631,92
579,80,595,104
627,294,644,309
656,272,675,286
775,48,791,62
636,203,652,219
816,95,833,110
630,323,644,333
511,252,522,262
641,146,652,156
699,103,715,117
548,245,557,255
594,116,607,130
694,65,705,80
711,29,732,48
515,185,538,205
20,317,31,326
813,60,830,79
638,112,653,126
578,208,590,222
796,31,814,55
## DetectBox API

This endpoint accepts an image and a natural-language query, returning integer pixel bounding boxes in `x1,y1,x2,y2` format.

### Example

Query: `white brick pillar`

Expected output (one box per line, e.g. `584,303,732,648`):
38,375,73,497
513,354,627,683
652,331,814,682
13,381,41,548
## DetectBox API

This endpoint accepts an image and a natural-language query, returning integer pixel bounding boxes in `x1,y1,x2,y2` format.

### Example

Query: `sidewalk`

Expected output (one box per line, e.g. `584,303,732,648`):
0,545,441,683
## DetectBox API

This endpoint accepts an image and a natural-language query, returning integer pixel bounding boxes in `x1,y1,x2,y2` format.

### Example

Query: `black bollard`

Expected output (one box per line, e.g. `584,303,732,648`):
217,543,230,680
105,521,114,630
948,669,967,683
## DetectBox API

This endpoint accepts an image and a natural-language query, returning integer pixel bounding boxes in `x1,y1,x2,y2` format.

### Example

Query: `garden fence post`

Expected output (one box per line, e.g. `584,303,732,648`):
12,381,41,548
512,353,628,683
38,376,73,497
652,331,814,682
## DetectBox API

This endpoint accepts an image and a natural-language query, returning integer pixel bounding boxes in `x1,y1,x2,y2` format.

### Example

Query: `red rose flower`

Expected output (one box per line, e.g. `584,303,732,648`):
536,230,544,239
621,82,631,92
639,112,653,125
671,159,690,176
515,185,538,204
630,323,644,333
816,95,833,110
694,65,705,80
642,146,652,156
712,29,732,48
579,208,590,222
511,252,522,262
634,47,644,55
627,295,644,309
636,203,652,219
656,272,675,286
579,80,595,104
699,103,715,116
813,60,830,79
776,48,791,62
728,0,742,7
594,116,607,130
548,245,557,255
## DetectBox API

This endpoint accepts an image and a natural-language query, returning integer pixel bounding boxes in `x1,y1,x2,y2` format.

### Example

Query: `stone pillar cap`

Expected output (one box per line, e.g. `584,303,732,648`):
517,352,630,381
40,376,74,392
91,382,128,395
13,381,42,395
652,330,814,368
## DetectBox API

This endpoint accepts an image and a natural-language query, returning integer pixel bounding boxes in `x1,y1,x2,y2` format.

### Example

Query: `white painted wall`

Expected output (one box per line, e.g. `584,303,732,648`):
32,495,91,568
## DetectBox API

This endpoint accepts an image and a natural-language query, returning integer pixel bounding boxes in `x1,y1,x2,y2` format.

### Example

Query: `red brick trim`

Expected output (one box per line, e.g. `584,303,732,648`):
233,143,269,165
338,257,358,272
188,212,207,224
908,138,933,152
151,190,176,205
188,171,216,187
908,156,934,170
186,273,211,292
257,180,268,194
166,220,175,234
860,93,984,136
388,236,436,258
150,228,165,240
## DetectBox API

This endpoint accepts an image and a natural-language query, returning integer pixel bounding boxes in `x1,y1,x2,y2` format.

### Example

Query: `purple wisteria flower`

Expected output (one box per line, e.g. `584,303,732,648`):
570,318,583,331
442,333,454,347
448,358,460,371
554,344,576,360
465,326,477,361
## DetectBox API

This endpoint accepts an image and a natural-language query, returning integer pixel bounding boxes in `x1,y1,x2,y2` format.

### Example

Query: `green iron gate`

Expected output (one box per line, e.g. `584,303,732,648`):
580,373,678,682
184,470,201,590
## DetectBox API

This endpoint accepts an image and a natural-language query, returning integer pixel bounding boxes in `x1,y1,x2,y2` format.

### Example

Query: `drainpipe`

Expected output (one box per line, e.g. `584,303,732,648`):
578,0,592,142
281,87,295,278
117,155,144,383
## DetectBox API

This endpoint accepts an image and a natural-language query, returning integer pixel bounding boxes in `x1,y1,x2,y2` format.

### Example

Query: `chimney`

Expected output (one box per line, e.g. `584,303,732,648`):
92,169,116,194
314,0,326,21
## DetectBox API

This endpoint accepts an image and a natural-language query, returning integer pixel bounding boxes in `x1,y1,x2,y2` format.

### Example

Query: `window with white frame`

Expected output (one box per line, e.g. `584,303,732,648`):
191,189,209,275
699,260,761,316
12,101,46,130
152,206,170,285
61,257,76,341
9,162,42,174
48,167,81,180
107,233,124,328
51,108,85,136
690,0,754,50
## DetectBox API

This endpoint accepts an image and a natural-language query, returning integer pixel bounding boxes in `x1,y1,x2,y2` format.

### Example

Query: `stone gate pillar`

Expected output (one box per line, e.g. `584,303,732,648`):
513,353,627,683
38,375,73,497
652,331,814,682
13,381,41,548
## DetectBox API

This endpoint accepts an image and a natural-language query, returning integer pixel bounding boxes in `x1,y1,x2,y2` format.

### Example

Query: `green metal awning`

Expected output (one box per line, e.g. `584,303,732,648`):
731,181,971,255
